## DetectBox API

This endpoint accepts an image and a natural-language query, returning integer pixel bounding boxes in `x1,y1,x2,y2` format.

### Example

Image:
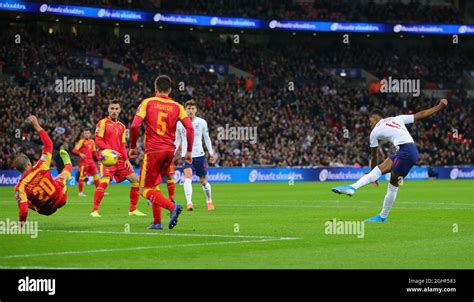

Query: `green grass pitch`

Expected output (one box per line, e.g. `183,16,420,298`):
0,180,472,269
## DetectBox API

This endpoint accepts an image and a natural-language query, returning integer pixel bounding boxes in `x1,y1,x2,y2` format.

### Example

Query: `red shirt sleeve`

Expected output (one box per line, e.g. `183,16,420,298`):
120,142,129,161
19,202,29,224
39,130,53,154
95,136,111,150
130,115,143,149
180,117,194,152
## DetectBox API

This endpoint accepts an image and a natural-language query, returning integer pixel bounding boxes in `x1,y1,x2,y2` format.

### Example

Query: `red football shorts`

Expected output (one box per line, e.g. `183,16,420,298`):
79,164,98,177
139,151,174,188
100,160,134,183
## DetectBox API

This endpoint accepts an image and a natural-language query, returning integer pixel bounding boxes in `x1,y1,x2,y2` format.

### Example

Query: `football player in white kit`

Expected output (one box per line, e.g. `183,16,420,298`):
332,99,448,222
175,100,217,211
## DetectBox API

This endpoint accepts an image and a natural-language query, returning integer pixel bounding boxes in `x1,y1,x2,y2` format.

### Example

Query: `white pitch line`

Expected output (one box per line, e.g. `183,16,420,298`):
39,229,301,240
222,199,474,206
0,265,93,270
218,204,474,210
0,237,295,259
0,199,472,207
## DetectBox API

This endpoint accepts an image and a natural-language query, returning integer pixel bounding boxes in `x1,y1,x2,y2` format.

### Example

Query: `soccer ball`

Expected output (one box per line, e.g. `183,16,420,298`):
100,149,119,166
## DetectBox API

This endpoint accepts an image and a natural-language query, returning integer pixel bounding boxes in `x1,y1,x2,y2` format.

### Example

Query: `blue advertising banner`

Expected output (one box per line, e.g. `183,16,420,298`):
0,0,473,35
1,166,473,186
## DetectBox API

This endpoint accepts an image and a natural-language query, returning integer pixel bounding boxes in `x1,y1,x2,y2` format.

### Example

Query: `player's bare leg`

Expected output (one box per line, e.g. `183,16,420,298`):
91,176,110,217
200,176,214,211
127,173,146,217
332,158,392,196
366,171,401,222
183,167,194,211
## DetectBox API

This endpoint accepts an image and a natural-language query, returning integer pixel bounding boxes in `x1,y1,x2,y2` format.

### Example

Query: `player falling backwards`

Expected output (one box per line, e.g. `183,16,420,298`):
130,75,195,230
13,115,73,224
91,100,147,217
72,129,100,197
332,99,448,222
175,100,217,211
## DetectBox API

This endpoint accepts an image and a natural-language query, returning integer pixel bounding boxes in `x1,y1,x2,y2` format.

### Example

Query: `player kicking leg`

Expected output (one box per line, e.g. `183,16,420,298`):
332,99,448,221
331,158,392,197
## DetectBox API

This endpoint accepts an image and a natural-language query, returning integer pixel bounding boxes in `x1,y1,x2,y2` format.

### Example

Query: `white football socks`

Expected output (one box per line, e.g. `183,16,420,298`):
184,178,193,205
351,166,382,189
380,183,399,218
202,182,212,203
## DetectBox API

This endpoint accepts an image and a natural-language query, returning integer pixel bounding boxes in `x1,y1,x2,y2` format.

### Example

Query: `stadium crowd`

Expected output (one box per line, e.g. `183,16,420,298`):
0,28,472,170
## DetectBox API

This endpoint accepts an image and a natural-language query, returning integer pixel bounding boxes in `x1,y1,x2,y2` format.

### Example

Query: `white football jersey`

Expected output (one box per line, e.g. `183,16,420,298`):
369,115,415,147
175,117,214,158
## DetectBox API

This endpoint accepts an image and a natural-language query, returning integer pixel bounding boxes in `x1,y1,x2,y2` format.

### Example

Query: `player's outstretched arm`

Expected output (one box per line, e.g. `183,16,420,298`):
27,115,53,153
180,117,195,163
15,187,29,225
203,123,217,163
18,201,29,225
72,140,87,158
414,99,448,122
129,115,143,158
370,147,378,170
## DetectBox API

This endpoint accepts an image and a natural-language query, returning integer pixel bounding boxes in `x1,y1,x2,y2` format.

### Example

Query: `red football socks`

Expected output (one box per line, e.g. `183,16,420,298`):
92,181,108,211
129,184,140,212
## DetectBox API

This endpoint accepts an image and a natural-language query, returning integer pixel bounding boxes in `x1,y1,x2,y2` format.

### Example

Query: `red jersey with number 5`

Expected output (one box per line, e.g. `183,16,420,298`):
134,95,188,153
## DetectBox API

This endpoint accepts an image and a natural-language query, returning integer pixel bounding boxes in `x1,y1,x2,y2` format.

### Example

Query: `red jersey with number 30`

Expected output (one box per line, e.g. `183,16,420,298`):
133,95,188,153
15,132,58,208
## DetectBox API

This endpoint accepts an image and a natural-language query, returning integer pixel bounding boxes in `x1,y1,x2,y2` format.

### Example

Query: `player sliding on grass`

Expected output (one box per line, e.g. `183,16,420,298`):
72,130,100,197
332,99,448,222
130,75,195,230
175,100,217,211
13,115,73,224
91,100,147,218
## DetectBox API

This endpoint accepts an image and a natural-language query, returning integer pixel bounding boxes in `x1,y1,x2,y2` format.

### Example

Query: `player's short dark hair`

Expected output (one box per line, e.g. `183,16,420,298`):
13,154,31,173
154,75,172,93
185,100,197,108
109,100,121,107
370,109,384,118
